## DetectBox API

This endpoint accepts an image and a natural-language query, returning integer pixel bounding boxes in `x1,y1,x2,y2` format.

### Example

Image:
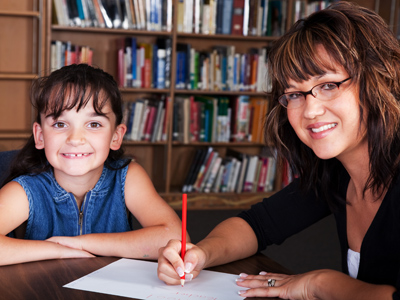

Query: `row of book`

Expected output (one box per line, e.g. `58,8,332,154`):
122,95,170,142
177,0,286,37
292,1,332,24
175,44,270,92
50,40,93,71
182,147,277,193
117,39,271,91
117,37,172,89
53,0,172,31
172,95,269,143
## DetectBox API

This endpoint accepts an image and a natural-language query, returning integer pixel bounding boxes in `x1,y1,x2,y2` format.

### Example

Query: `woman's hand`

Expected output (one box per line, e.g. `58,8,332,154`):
235,270,323,299
157,239,207,285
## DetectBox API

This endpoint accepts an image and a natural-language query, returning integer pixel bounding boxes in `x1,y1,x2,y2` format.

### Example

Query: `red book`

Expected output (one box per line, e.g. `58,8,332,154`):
231,0,245,35
143,105,157,141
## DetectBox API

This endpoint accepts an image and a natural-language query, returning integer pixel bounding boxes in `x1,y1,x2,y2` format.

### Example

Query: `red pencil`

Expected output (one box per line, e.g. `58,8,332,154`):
180,193,187,287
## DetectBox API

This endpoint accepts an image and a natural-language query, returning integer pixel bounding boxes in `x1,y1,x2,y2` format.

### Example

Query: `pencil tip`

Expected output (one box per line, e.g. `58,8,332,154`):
180,279,185,287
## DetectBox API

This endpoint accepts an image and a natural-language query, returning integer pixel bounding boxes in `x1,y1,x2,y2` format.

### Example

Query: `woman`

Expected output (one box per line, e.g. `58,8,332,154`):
157,2,400,299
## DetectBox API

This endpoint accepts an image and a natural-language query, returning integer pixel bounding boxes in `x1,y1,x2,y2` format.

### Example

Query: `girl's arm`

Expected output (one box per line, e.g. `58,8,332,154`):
49,162,183,260
0,182,93,266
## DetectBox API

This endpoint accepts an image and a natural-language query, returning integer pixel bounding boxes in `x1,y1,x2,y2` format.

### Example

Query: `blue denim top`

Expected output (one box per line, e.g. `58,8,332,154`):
13,159,132,240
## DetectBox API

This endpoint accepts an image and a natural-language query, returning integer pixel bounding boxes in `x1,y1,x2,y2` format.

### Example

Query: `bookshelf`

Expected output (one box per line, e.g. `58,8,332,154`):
0,0,390,209
0,0,46,150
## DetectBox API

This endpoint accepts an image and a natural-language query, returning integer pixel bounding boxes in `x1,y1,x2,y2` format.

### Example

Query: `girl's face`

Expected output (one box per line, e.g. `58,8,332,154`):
33,96,126,183
285,46,367,163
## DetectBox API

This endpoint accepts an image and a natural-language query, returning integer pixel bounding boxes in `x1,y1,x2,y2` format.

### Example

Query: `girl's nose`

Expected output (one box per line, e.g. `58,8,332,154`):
66,128,85,146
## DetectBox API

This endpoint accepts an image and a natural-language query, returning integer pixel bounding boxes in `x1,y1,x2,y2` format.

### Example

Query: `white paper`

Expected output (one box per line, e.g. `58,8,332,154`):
64,258,244,300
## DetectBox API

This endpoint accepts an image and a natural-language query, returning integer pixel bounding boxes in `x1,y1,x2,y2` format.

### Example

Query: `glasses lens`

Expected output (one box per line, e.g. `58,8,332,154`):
279,93,305,109
314,83,339,101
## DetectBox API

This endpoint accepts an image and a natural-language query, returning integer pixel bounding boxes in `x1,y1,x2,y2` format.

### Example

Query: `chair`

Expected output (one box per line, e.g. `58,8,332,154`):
0,150,19,186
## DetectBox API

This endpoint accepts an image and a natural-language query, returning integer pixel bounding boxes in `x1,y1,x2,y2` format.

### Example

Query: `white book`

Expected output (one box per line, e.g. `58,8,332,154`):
199,152,219,192
151,100,164,142
212,164,225,193
235,154,249,193
229,159,242,192
204,156,222,193
156,108,165,141
130,101,144,140
264,156,277,192
243,155,259,192
138,99,149,140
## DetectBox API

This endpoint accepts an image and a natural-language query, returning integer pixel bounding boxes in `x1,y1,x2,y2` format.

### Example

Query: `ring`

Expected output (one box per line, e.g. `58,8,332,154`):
268,279,276,287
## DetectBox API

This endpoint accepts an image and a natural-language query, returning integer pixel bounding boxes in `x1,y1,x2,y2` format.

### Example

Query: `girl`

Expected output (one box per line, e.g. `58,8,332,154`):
157,2,400,299
0,64,183,266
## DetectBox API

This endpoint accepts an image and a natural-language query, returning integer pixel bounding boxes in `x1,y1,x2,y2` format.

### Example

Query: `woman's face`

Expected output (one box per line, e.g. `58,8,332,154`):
285,46,367,162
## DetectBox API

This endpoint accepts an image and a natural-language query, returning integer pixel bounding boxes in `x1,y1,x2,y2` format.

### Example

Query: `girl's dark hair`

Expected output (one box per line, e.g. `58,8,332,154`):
3,64,128,186
265,2,400,206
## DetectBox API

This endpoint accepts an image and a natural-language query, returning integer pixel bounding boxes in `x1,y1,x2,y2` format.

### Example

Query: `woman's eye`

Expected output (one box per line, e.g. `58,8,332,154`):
320,83,337,90
287,93,302,100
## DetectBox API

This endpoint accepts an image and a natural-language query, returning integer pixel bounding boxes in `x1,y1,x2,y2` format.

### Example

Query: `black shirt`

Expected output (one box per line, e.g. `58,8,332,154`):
238,169,400,299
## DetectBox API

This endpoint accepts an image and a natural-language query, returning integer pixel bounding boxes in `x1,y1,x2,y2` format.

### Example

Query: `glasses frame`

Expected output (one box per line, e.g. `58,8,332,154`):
278,77,352,109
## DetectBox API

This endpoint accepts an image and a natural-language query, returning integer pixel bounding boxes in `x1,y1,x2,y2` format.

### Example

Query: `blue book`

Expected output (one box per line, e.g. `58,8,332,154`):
152,43,159,88
176,51,187,89
131,37,137,87
157,49,166,89
222,0,234,34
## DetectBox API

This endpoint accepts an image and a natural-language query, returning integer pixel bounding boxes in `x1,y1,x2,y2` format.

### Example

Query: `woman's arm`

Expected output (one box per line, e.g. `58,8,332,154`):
49,162,183,260
236,269,396,300
0,182,93,266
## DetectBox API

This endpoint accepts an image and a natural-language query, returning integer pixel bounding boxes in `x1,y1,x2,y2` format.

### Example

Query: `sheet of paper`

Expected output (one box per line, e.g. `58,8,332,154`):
64,258,244,300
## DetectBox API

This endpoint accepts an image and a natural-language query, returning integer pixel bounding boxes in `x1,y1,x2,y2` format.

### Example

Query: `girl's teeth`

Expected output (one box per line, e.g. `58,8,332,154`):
311,124,337,133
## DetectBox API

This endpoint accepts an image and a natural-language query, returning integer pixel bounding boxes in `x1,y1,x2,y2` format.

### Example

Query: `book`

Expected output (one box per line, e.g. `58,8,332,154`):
243,155,259,192
203,156,223,193
192,147,214,192
186,147,211,193
231,0,245,35
182,148,204,193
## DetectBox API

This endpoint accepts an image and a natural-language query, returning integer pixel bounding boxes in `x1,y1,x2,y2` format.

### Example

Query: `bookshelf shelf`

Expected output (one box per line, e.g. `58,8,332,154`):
174,90,268,96
176,32,279,42
51,25,172,37
0,11,41,18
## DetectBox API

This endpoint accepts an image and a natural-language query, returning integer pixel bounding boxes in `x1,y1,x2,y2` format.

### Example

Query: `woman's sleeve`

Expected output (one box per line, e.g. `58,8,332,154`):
238,178,332,252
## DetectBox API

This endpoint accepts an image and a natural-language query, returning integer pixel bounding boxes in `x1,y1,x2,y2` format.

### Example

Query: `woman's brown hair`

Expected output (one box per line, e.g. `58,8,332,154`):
265,1,400,205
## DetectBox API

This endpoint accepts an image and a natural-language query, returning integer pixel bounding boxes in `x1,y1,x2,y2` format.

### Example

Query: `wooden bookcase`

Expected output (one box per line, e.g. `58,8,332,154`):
0,0,390,210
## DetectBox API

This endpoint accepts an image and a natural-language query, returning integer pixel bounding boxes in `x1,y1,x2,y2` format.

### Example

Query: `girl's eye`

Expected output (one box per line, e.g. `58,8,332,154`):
53,122,66,128
88,122,101,128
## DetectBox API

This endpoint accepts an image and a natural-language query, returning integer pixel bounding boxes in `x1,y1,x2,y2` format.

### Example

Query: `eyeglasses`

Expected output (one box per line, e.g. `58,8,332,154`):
278,77,352,109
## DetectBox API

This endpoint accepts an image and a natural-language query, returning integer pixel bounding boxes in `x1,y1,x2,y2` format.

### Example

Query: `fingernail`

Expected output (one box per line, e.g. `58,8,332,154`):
239,273,248,278
259,271,268,275
176,267,184,277
238,290,247,296
235,278,244,282
185,262,193,273
185,273,193,281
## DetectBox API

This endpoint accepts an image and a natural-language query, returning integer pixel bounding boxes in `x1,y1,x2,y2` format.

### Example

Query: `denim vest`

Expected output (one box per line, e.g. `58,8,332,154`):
13,159,132,240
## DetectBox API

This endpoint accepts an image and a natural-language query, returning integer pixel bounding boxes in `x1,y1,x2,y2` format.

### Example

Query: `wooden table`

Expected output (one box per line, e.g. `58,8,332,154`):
0,253,292,300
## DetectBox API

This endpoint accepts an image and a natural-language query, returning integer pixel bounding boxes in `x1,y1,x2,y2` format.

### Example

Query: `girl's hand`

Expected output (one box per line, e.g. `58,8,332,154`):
47,236,84,250
235,270,323,299
157,239,207,285
45,237,95,259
